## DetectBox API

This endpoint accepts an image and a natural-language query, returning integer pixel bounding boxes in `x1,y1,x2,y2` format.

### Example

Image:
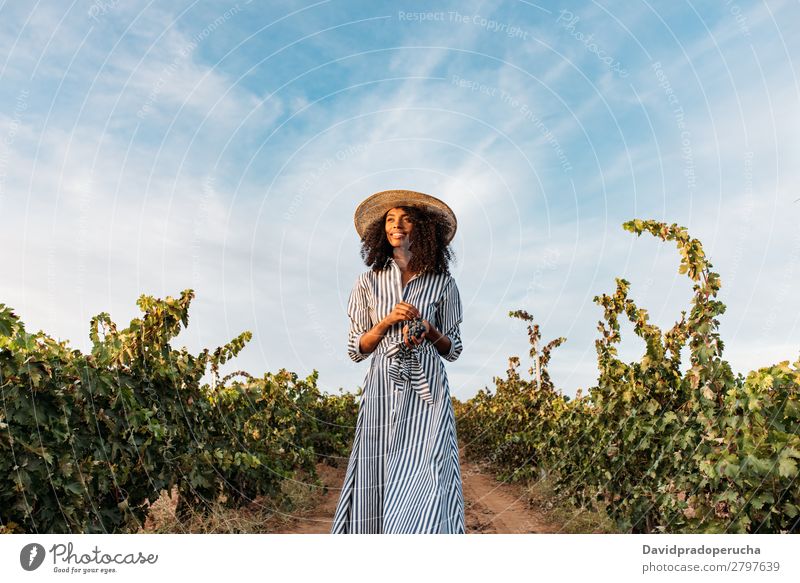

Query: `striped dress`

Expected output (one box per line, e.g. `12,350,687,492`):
331,257,465,534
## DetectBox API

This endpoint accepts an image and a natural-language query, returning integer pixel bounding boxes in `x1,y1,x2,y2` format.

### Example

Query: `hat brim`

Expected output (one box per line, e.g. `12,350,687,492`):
354,189,457,244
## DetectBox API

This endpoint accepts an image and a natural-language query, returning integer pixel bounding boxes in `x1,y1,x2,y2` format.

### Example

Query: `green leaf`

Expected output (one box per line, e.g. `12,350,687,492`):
744,454,773,476
64,481,85,495
778,456,797,478
749,491,774,510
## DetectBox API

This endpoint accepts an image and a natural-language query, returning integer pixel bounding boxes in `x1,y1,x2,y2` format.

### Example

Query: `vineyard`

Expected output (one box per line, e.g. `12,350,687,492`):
0,291,357,533
1,219,797,534
455,220,800,533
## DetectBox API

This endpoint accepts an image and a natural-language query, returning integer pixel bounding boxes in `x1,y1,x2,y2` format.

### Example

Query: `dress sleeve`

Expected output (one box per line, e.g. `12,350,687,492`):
346,274,372,363
436,276,463,362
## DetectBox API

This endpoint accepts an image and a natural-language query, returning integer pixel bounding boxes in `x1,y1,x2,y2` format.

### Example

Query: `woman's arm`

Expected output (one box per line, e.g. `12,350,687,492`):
348,272,421,360
432,277,463,362
346,275,372,362
363,301,423,353
357,317,394,355
407,278,462,359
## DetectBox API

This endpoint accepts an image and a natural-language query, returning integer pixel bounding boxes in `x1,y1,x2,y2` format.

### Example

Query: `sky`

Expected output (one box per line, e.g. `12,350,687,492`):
0,0,798,401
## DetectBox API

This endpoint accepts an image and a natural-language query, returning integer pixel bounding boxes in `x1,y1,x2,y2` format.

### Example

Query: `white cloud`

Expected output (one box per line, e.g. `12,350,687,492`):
1,1,797,401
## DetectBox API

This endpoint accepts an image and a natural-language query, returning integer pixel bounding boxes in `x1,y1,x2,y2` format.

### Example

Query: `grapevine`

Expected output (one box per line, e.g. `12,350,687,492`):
454,219,800,533
0,291,357,534
406,318,427,343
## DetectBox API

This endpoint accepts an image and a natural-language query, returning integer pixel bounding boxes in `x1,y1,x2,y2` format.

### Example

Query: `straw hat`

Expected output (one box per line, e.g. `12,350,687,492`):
354,189,457,244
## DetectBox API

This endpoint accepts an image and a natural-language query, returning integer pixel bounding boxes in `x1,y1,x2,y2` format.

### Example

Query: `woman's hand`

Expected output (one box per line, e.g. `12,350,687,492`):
383,302,420,326
403,319,431,348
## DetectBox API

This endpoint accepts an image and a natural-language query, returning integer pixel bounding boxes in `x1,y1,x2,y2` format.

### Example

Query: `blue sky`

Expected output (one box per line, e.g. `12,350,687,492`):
1,1,798,400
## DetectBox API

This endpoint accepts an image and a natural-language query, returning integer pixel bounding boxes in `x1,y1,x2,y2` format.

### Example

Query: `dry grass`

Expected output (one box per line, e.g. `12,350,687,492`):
137,470,325,534
519,473,617,534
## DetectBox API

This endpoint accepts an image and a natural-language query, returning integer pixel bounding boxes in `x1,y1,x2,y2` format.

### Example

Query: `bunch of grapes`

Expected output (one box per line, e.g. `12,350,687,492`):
406,318,427,343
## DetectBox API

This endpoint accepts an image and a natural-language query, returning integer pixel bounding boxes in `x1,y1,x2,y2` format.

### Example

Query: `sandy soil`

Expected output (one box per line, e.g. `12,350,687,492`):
274,447,561,534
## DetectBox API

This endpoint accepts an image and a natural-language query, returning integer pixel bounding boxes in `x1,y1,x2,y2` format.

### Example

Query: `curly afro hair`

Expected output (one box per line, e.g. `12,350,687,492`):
359,205,455,276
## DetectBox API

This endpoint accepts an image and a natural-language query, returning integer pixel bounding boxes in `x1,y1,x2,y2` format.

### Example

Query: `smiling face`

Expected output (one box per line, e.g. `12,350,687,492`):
385,206,414,249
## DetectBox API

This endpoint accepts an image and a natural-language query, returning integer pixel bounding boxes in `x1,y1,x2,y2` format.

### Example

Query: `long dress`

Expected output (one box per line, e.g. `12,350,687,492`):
330,257,465,534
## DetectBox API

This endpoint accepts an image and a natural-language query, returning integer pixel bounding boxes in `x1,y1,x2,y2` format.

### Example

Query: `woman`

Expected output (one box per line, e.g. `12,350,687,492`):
330,189,465,534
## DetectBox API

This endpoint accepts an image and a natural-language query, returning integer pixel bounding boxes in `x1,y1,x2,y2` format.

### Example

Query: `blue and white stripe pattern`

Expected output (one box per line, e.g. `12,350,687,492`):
331,257,464,534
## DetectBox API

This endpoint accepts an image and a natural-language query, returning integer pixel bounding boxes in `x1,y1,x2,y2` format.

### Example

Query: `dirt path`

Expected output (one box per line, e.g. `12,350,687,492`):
273,462,346,534
460,456,560,533
274,446,561,534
